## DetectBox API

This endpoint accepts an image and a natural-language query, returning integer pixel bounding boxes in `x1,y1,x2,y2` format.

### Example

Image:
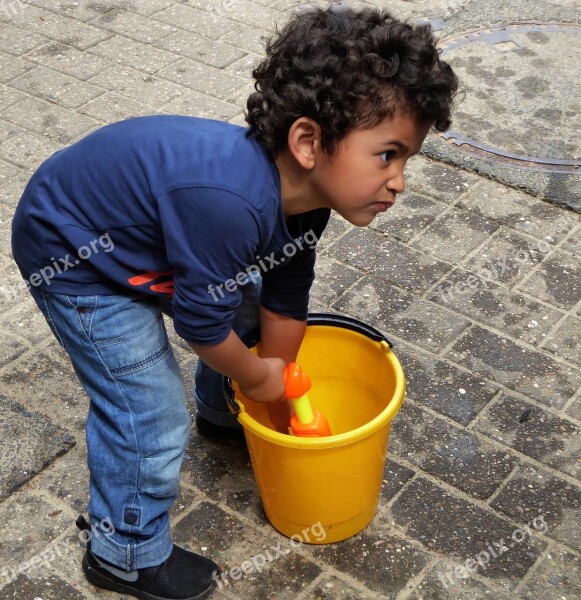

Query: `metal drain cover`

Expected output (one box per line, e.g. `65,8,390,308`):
437,23,580,174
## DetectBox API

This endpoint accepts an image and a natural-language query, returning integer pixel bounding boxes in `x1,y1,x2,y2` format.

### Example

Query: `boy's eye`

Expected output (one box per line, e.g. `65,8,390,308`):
379,150,396,162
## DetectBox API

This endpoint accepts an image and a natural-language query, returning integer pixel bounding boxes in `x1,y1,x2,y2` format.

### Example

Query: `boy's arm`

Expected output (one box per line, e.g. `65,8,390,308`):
188,332,285,403
259,306,307,432
259,306,306,363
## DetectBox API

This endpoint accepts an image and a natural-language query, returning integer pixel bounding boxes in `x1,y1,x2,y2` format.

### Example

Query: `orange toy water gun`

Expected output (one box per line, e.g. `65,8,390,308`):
284,363,332,437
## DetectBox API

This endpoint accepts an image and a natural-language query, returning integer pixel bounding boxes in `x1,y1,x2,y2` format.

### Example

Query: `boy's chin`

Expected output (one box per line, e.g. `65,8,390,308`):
342,212,377,227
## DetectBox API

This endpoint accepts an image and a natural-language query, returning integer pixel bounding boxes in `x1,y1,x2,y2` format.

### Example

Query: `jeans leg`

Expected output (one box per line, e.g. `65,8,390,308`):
28,287,189,571
194,279,261,429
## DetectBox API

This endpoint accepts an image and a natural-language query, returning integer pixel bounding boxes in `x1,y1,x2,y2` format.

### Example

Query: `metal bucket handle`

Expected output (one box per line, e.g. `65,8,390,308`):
224,313,393,415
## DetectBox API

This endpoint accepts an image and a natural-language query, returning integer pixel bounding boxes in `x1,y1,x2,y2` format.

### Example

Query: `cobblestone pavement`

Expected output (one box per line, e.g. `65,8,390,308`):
0,1,579,599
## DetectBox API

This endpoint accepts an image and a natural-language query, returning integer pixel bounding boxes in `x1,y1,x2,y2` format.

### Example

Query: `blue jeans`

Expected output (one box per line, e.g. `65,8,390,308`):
28,282,260,571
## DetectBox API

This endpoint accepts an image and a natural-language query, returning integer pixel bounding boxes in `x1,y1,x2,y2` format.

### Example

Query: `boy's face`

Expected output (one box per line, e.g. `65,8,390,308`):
312,111,430,227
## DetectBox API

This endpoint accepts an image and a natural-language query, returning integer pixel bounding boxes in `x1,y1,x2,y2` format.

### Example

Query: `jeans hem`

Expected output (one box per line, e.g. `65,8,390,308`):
89,523,173,571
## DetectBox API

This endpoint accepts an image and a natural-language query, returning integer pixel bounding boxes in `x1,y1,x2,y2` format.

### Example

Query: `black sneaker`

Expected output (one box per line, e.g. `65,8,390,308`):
195,414,245,441
77,516,220,600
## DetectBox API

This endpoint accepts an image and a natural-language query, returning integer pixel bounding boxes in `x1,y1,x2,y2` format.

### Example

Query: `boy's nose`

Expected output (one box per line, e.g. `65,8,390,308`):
386,171,406,195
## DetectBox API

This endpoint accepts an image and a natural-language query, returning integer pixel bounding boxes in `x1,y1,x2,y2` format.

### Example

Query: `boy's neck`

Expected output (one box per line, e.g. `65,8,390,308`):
275,149,325,217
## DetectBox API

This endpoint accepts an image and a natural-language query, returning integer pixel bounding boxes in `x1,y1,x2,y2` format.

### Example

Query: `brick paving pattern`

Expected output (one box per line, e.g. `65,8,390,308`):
0,1,579,599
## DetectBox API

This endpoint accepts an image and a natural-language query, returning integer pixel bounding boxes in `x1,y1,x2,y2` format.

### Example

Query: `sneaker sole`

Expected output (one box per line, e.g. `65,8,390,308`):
82,553,215,600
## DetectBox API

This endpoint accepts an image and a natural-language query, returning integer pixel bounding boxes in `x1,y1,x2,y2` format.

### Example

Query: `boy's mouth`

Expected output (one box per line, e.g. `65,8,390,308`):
373,201,393,212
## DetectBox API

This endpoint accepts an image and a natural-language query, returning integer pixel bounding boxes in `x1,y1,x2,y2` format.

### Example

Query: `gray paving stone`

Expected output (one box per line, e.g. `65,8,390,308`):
541,315,581,366
117,0,175,17
186,0,279,31
409,561,500,600
3,96,99,144
447,325,581,409
28,0,125,21
331,228,453,294
78,91,151,123
405,156,478,203
333,275,470,354
0,330,28,368
306,575,376,599
0,85,26,113
1,3,112,50
25,41,111,81
224,51,262,78
388,477,548,589
311,526,431,598
0,23,49,55
311,256,362,306
459,179,578,244
0,492,77,571
219,21,272,54
152,3,234,40
9,66,104,109
317,213,352,251
0,297,56,345
491,463,580,549
158,57,247,100
380,458,416,504
160,90,242,122
89,34,179,74
564,393,580,422
0,573,89,600
156,29,246,69
90,7,176,44
370,192,449,243
0,52,35,83
428,268,564,346
0,169,35,208
516,249,581,311
474,392,579,479
181,433,265,525
0,348,89,437
463,227,555,287
0,394,75,499
174,502,322,599
411,206,499,263
560,225,580,255
0,157,21,180
391,402,518,499
88,64,187,108
0,203,15,256
0,130,61,169
395,343,500,425
517,545,581,600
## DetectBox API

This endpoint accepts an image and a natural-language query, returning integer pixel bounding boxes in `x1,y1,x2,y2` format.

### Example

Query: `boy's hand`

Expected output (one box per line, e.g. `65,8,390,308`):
239,357,286,403
189,332,286,404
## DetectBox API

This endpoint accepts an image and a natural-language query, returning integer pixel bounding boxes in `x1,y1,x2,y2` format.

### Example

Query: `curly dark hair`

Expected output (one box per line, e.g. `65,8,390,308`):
246,5,458,156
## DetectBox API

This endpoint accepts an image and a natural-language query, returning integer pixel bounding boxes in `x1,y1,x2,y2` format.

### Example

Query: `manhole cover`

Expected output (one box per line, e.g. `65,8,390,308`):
437,23,580,174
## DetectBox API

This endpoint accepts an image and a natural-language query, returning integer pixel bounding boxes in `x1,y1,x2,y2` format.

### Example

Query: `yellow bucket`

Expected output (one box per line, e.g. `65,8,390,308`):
227,314,405,544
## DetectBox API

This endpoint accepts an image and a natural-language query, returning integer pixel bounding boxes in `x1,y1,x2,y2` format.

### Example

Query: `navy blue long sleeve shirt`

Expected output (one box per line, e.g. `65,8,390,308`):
12,116,330,344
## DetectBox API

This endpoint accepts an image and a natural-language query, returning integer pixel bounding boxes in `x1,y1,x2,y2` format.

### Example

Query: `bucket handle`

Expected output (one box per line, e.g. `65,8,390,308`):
223,313,393,414
306,312,393,347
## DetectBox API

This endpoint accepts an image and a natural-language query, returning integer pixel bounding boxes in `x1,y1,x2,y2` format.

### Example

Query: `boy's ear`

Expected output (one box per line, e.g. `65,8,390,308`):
287,117,321,169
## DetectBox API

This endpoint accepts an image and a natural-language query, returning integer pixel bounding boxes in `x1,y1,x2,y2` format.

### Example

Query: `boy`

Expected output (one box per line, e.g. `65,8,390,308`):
11,5,457,600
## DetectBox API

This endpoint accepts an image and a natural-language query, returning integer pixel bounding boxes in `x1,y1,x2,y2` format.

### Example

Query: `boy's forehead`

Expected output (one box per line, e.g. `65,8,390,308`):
359,112,431,147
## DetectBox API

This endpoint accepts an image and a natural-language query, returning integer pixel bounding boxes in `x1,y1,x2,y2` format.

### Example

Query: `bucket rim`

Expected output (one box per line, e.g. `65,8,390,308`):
233,329,406,449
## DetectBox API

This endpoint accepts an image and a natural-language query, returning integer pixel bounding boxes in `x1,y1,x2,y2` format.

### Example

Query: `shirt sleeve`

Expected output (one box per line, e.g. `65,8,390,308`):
157,187,263,345
260,209,331,320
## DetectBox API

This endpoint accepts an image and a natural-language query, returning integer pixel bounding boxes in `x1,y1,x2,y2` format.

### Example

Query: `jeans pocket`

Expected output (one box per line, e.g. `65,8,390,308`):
87,295,171,377
70,295,98,339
